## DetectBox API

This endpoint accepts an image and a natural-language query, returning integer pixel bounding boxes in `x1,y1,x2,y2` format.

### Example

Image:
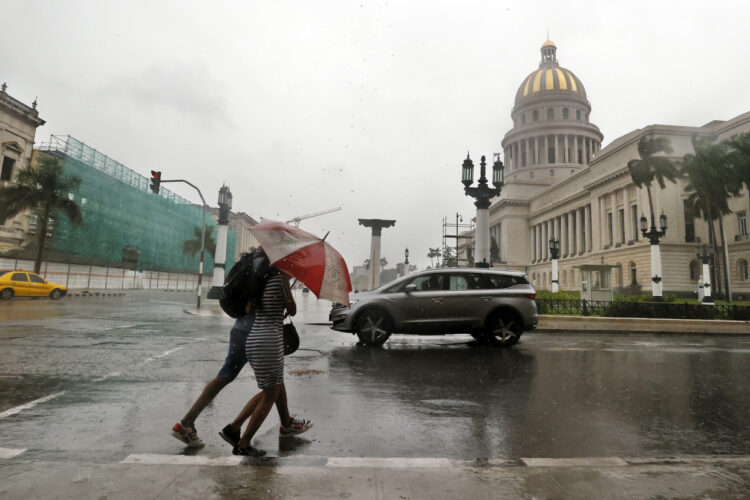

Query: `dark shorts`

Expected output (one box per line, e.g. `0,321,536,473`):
216,328,250,381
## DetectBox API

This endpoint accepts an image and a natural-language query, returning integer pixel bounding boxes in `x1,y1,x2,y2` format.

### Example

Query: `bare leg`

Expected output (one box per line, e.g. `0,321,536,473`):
237,384,283,448
275,384,292,427
181,376,230,427
229,392,263,432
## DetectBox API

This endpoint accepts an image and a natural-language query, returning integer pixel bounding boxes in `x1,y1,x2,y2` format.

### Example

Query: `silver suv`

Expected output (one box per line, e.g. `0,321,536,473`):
330,268,538,346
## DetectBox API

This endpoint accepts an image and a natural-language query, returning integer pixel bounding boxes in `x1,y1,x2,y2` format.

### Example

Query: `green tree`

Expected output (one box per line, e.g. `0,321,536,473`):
181,225,216,259
681,135,740,300
0,156,82,273
627,136,680,222
427,247,441,268
727,131,750,191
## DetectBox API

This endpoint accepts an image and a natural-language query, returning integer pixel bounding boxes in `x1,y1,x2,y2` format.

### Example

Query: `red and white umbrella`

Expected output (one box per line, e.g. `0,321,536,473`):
249,219,352,305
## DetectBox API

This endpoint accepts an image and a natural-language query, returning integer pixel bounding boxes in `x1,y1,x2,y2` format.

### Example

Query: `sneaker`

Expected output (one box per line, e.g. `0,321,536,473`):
219,424,241,448
233,444,266,457
279,416,313,437
171,422,205,448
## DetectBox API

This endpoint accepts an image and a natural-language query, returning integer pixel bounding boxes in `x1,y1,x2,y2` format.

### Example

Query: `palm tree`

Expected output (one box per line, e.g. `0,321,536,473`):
0,156,82,273
379,257,388,269
627,136,680,221
181,225,216,258
682,135,740,301
727,132,750,191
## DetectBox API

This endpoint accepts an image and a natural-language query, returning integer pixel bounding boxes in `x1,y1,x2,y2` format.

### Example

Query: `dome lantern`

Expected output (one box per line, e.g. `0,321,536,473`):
540,39,557,67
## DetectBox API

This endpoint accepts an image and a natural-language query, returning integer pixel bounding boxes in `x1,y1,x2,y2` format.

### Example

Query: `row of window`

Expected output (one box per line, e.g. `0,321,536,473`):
384,273,529,292
516,107,586,126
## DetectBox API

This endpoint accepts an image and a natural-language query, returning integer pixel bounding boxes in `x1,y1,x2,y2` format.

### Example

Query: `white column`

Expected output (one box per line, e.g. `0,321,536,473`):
536,225,542,261
610,191,617,246
525,139,530,168
650,243,663,298
554,217,561,249
475,207,490,267
625,199,633,243
567,212,575,255
544,135,549,163
701,261,712,303
574,136,579,164
576,209,584,254
211,223,229,286
561,214,568,257
369,233,382,289
585,204,592,252
542,221,548,261
530,227,536,262
564,135,569,163
551,258,559,293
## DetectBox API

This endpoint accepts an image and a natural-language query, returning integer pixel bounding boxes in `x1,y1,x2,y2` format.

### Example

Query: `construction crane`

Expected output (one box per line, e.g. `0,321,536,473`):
286,206,342,227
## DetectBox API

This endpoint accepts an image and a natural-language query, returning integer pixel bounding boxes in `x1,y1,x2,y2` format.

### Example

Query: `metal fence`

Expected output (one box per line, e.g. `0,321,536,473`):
536,299,750,321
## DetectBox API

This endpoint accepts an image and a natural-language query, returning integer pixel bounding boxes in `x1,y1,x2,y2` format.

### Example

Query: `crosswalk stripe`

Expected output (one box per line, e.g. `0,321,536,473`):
0,448,27,459
326,457,452,468
522,457,629,467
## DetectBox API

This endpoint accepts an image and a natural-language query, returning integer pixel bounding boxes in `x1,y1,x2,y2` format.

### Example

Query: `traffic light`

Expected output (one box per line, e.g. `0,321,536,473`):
150,170,161,194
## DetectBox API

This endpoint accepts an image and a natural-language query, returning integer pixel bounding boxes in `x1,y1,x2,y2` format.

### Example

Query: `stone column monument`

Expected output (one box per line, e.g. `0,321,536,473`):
358,219,396,289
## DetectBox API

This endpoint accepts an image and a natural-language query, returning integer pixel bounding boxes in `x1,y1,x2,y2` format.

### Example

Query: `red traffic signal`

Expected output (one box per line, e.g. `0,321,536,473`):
150,170,161,194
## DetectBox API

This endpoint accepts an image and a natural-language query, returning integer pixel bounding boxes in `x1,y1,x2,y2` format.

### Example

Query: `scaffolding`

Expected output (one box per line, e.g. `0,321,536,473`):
441,215,474,267
33,135,235,273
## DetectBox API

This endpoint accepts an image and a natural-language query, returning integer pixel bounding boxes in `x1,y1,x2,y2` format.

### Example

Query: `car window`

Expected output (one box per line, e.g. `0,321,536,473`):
11,273,28,282
449,274,478,291
28,274,45,283
407,274,446,291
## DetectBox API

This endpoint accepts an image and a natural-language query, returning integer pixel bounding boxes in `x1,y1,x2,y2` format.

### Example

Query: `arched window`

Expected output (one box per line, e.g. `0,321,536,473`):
561,270,567,286
533,110,539,121
547,108,554,120
738,259,749,281
576,109,581,121
531,272,537,285
563,108,569,120
689,260,701,281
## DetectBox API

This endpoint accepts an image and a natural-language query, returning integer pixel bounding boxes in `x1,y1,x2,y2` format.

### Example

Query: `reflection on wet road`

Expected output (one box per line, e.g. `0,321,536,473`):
1,290,750,463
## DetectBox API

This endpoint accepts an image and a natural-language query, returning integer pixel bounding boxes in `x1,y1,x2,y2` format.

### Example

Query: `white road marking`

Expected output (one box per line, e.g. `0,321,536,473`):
149,300,193,306
522,457,629,467
143,347,183,363
326,457,452,468
1,348,182,419
0,392,66,419
122,453,243,467
0,447,27,459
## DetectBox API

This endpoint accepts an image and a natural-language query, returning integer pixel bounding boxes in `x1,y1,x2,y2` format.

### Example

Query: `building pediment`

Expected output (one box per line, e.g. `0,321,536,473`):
2,141,24,155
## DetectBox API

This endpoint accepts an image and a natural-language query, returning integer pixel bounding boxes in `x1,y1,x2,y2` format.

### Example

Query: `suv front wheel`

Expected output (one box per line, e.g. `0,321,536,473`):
355,308,392,346
485,310,522,347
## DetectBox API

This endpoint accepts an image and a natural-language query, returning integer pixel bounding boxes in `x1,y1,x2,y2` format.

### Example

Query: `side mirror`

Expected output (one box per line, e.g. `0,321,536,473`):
404,284,417,293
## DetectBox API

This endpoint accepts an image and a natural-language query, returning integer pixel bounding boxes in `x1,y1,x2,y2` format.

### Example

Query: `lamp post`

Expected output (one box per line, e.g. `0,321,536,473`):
455,213,463,266
640,211,667,299
549,237,560,293
462,153,504,268
697,244,713,304
208,185,233,299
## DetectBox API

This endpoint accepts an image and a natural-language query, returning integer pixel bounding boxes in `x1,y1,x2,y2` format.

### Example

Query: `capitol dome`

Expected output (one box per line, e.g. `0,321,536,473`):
514,40,587,106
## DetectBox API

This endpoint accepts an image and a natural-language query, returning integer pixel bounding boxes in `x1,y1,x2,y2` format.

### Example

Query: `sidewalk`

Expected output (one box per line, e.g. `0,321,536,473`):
537,314,750,334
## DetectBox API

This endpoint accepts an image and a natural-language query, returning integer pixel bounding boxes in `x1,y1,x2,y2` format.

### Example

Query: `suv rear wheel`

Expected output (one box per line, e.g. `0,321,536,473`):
50,289,63,300
485,310,522,347
0,288,13,300
355,309,392,345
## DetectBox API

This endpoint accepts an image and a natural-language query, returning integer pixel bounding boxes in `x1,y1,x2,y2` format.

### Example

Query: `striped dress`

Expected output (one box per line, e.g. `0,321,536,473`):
245,274,286,390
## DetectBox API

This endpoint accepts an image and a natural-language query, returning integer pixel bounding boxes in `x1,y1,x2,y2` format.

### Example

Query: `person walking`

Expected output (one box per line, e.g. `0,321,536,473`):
170,307,256,448
222,268,312,457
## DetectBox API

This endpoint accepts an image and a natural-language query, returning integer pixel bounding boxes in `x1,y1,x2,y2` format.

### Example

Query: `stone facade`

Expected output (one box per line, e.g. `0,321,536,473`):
0,83,45,254
487,41,750,296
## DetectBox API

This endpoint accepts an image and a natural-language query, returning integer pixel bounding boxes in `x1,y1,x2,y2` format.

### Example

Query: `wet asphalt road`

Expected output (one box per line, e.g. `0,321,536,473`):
2,291,750,498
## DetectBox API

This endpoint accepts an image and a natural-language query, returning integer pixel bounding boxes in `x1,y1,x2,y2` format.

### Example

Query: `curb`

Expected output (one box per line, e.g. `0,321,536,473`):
64,292,126,298
536,314,750,335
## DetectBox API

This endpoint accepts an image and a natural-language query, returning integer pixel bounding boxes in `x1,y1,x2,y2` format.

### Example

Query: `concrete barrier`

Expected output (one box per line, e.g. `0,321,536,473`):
537,315,750,335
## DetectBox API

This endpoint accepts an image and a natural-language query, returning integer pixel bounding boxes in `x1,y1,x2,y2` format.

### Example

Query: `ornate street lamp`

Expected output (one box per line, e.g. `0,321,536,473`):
208,184,233,299
404,247,409,265
640,210,667,299
549,237,560,293
461,153,504,268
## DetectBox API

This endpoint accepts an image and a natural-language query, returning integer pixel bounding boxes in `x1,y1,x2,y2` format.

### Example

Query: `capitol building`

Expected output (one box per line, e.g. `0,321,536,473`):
485,40,750,296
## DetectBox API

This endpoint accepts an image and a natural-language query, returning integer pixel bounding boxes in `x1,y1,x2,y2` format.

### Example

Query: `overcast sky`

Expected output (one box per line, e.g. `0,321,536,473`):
2,0,750,270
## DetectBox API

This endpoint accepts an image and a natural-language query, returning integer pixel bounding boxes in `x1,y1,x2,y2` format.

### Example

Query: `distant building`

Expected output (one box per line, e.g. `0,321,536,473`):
486,40,750,295
0,83,46,253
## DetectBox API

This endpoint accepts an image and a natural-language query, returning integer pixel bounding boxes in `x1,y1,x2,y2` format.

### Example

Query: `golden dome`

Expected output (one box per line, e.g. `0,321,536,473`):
514,42,587,105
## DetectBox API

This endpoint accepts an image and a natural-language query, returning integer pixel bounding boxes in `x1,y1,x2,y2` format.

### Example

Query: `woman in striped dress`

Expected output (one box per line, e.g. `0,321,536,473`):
224,267,312,456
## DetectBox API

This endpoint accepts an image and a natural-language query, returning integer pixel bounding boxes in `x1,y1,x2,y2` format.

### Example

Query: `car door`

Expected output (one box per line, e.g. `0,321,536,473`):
386,273,449,333
10,272,32,297
441,273,501,330
27,273,50,296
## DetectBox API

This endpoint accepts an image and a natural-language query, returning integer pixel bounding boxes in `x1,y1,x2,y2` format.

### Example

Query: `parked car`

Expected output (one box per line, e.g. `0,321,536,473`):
0,270,67,300
330,268,538,346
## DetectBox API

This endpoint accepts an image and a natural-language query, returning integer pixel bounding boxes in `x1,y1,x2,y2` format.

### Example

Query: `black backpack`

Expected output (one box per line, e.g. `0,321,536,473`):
219,248,272,318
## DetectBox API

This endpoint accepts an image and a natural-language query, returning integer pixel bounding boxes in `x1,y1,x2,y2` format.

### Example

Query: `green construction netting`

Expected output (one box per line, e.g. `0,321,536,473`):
36,136,235,273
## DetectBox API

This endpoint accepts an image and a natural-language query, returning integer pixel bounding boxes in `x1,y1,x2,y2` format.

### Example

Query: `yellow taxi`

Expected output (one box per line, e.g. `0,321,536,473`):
0,270,67,300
